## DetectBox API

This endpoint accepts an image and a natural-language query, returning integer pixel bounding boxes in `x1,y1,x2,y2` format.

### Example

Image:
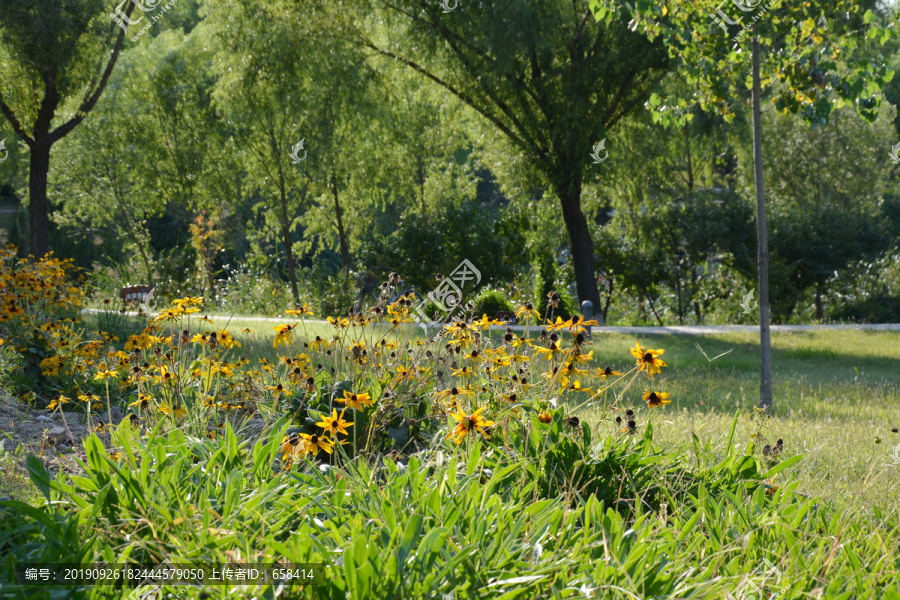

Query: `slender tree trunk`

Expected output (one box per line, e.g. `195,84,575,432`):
602,278,613,323
331,172,350,277
268,126,300,306
644,288,664,326
675,264,684,325
28,140,51,258
557,176,601,313
814,284,823,320
692,267,702,324
752,32,774,410
277,172,300,306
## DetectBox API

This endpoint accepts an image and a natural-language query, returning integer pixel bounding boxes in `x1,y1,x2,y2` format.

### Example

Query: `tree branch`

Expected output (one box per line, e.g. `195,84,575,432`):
49,1,136,144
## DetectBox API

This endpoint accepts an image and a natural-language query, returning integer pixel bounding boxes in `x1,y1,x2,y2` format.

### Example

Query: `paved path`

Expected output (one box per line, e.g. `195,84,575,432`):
81,309,900,335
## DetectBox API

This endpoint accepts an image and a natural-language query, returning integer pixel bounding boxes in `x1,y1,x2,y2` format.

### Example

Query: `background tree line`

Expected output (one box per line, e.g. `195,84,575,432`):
1,0,899,326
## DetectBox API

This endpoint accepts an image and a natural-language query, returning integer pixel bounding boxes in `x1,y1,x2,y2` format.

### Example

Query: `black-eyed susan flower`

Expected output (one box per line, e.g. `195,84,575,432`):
286,303,313,317
562,379,591,393
336,390,373,411
273,323,299,349
310,336,329,352
78,392,100,404
630,341,667,376
301,433,334,454
316,408,353,437
515,303,540,321
47,395,70,410
446,406,495,444
538,410,552,423
435,386,474,405
265,383,291,398
280,432,309,462
533,341,564,361
642,390,672,409
596,366,622,380
93,368,119,381
128,393,152,410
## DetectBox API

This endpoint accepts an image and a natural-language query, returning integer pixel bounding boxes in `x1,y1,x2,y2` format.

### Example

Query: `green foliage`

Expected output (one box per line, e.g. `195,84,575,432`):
6,413,899,599
471,287,513,318
360,200,522,292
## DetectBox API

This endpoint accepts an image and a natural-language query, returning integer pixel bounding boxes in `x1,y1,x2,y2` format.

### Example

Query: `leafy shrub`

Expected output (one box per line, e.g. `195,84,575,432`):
358,199,524,291
472,287,513,318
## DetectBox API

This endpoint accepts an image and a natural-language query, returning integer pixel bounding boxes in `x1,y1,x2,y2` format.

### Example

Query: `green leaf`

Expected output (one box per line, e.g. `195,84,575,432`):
762,454,803,479
25,454,51,501
862,9,876,24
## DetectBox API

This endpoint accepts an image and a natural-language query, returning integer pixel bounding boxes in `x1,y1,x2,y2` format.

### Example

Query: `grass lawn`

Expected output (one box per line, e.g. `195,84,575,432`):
583,330,900,516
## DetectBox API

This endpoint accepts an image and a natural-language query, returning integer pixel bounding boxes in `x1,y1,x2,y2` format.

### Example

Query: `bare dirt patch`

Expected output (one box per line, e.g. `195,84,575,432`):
0,393,94,479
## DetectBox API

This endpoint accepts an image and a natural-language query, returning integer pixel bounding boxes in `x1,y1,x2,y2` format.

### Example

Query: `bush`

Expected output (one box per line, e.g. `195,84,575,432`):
472,287,513,318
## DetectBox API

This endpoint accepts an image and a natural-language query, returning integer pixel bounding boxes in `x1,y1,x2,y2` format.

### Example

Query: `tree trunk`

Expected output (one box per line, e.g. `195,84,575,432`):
752,32,774,410
692,265,702,324
814,284,823,320
331,172,350,277
28,140,51,258
557,176,601,313
277,173,300,306
602,277,613,323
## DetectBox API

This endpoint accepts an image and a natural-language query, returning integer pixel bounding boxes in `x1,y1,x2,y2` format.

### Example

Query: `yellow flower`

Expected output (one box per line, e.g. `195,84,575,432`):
217,330,240,348
631,341,667,376
301,433,334,454
173,296,204,307
596,366,622,381
434,387,474,403
310,336,329,352
642,390,672,409
265,383,291,398
280,433,310,463
563,380,591,393
93,368,119,381
47,395,70,411
533,342,564,361
515,303,540,321
327,316,349,328
286,303,313,317
336,390,373,411
129,393,152,410
446,406,495,445
546,316,569,331
273,323,299,349
538,410,552,424
316,408,353,437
